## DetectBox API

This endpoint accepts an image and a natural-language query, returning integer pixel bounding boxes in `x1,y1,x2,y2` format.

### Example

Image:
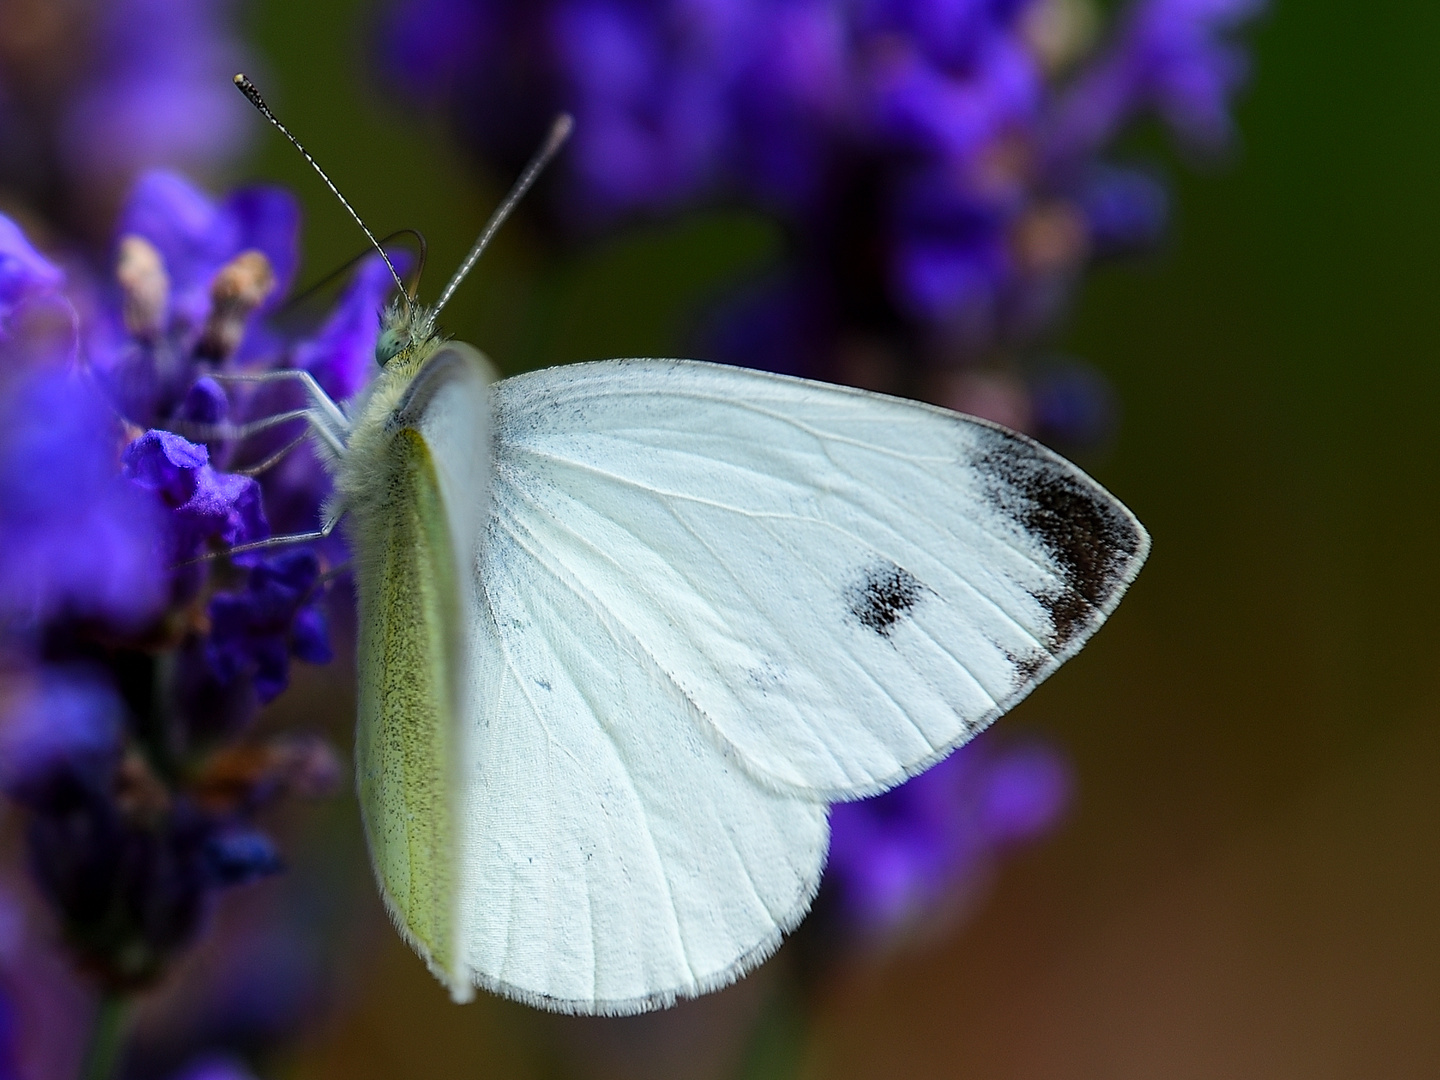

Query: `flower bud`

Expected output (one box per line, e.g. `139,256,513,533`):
115,234,170,340
197,249,275,360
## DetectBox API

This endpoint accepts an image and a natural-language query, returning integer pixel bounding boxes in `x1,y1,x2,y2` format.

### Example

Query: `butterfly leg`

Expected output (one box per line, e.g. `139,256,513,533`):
204,369,351,455
233,432,312,476
175,512,347,567
224,514,344,558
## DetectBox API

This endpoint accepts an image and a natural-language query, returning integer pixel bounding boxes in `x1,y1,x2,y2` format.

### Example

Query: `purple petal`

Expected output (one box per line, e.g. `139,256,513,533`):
178,376,230,425
125,428,269,560
178,467,267,548
222,186,303,302
977,742,1073,843
0,214,64,325
123,429,209,504
826,735,1073,938
0,372,166,625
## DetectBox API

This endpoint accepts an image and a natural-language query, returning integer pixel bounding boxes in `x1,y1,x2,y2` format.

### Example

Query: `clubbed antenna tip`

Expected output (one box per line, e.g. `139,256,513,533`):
233,73,409,307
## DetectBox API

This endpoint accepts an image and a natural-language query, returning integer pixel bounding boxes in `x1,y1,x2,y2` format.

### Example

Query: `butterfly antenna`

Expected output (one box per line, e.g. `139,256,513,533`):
234,74,409,309
433,113,573,317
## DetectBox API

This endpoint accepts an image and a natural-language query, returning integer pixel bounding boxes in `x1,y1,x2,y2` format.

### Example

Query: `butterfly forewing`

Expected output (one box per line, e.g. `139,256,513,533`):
488,360,1149,799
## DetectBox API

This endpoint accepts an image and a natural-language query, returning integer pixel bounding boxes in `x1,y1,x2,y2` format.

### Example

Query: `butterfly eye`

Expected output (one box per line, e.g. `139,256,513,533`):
375,328,405,366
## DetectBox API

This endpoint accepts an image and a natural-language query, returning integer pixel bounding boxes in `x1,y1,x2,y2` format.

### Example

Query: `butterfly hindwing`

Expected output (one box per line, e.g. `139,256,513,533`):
347,343,493,1002
460,527,827,1012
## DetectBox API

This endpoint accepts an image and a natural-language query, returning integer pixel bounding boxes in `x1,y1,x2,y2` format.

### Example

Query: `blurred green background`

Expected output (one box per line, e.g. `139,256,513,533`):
235,0,1440,1075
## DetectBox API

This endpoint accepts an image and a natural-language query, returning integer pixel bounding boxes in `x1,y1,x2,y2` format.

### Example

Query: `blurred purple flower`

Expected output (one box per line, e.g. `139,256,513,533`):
1048,0,1263,166
0,369,166,628
0,668,125,814
827,735,1071,938
863,19,1040,162
0,216,64,330
60,0,253,189
378,0,1260,440
0,0,255,238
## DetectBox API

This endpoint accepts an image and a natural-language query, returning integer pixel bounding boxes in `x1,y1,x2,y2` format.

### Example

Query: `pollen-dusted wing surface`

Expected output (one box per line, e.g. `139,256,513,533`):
442,358,1148,1014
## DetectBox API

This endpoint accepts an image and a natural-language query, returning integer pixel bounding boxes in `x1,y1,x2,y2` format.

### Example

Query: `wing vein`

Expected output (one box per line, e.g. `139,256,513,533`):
493,496,700,986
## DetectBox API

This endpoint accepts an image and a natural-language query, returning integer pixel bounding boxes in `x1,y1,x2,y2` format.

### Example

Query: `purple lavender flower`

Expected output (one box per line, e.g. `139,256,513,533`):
378,0,1260,434
826,734,1071,939
89,170,300,427
0,172,356,1015
123,431,269,565
205,551,332,706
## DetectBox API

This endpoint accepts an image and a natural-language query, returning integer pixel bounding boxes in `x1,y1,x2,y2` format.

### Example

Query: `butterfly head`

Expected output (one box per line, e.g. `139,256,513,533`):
376,298,438,367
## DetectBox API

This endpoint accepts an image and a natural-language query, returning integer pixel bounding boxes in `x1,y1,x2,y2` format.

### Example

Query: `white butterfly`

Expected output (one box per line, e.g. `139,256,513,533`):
232,79,1149,1015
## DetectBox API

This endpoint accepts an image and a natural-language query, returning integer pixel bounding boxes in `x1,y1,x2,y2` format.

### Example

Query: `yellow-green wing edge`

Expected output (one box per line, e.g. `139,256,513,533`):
352,426,471,1000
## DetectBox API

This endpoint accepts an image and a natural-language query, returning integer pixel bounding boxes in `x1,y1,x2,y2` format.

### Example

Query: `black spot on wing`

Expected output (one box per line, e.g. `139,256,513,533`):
846,560,925,638
977,430,1143,649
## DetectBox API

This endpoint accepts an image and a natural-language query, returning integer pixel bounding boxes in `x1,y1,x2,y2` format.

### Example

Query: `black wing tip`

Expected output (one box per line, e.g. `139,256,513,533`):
974,425,1149,650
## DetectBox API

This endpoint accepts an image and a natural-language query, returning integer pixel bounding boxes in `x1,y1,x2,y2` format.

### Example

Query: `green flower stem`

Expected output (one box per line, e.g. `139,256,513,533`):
79,992,129,1080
